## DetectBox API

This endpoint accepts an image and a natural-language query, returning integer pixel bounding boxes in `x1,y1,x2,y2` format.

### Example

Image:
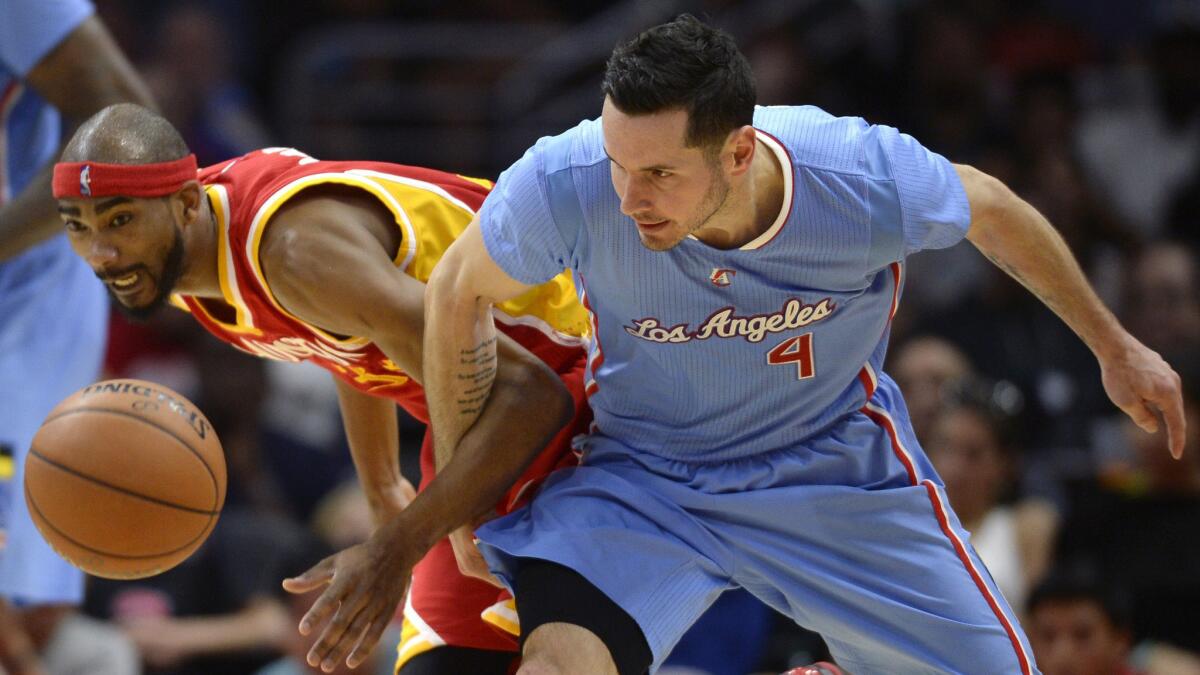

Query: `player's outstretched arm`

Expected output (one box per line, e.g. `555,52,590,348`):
958,163,1186,459
0,15,154,261
261,189,574,671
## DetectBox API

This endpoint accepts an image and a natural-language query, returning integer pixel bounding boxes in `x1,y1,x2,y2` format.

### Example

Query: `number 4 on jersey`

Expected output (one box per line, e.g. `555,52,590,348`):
768,333,815,379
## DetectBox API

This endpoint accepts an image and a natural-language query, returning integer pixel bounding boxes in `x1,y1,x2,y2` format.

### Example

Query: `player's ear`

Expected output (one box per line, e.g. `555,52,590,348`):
727,125,756,176
173,181,204,227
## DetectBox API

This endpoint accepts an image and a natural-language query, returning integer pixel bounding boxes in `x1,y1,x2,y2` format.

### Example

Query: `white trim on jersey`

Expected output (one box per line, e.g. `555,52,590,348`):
861,361,879,392
242,171,414,348
246,171,419,277
480,598,520,635
346,168,478,214
398,590,446,662
345,167,484,274
863,401,920,483
207,184,257,329
922,479,1035,673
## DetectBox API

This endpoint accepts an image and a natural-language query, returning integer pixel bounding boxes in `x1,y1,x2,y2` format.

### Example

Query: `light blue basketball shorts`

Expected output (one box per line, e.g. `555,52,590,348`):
476,375,1038,674
0,245,107,605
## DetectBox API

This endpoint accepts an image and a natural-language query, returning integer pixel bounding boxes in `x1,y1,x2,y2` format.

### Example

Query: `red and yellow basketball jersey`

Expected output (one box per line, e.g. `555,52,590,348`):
174,147,589,422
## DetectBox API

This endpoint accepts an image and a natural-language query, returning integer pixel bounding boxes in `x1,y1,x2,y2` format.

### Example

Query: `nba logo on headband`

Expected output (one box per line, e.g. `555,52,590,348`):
53,154,198,199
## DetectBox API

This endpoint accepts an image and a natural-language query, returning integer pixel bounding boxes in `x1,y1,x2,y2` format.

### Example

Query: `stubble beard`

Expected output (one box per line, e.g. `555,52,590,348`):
642,169,732,252
109,225,186,323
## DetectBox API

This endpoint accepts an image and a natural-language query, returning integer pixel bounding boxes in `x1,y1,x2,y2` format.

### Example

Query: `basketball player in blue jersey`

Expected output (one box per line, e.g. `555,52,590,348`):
0,0,153,668
302,14,1185,675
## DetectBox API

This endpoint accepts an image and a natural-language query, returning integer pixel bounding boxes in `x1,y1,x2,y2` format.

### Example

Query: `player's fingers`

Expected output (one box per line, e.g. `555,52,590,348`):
309,585,372,660
305,605,345,667
307,600,366,671
1122,401,1159,435
347,609,391,669
1153,382,1187,460
298,584,344,636
282,555,336,594
322,606,374,672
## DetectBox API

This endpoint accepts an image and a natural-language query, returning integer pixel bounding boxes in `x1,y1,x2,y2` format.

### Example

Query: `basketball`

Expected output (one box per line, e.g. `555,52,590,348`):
23,379,226,579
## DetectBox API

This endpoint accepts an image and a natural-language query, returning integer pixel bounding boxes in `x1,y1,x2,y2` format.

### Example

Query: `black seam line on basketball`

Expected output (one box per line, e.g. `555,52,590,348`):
41,407,219,510
29,447,219,516
25,481,218,561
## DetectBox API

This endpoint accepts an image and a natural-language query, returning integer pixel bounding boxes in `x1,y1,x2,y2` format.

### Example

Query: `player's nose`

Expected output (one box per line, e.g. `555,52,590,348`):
86,238,120,269
619,177,652,216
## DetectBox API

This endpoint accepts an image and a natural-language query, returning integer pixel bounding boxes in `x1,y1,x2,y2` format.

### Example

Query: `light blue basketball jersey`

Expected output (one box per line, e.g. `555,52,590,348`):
0,0,107,605
480,106,970,461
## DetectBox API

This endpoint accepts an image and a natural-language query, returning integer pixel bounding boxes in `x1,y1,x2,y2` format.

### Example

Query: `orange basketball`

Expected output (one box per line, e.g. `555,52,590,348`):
24,379,226,579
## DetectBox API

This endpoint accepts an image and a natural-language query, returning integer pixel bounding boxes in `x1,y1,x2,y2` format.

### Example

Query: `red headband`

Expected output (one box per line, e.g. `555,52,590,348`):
52,155,198,199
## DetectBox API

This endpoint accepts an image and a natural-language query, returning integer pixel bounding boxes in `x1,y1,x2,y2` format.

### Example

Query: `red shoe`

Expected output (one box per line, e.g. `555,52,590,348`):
783,663,847,675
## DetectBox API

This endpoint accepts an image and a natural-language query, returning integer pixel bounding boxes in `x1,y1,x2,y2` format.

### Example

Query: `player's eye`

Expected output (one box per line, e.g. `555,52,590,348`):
64,220,86,234
652,169,672,178
110,213,133,228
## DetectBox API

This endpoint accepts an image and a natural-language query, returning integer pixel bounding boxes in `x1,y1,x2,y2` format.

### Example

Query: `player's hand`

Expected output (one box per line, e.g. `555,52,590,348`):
448,525,503,588
1099,335,1186,459
282,523,418,673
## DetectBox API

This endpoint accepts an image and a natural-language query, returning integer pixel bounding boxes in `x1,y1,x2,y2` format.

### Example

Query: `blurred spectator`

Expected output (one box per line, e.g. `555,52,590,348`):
1075,18,1200,237
103,310,204,394
1026,567,1142,675
310,480,375,549
189,336,288,516
1017,145,1129,308
1010,69,1081,163
901,3,999,164
889,336,974,442
84,510,314,675
141,3,270,165
918,254,1110,455
925,388,1057,613
1122,241,1200,360
1028,564,1200,675
259,362,361,522
0,598,140,675
1055,362,1200,656
1166,171,1200,250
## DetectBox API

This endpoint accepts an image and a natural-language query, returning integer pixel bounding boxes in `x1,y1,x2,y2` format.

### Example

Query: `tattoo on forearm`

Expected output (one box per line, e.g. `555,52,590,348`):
981,248,1068,315
461,337,496,355
984,249,1027,281
455,337,497,415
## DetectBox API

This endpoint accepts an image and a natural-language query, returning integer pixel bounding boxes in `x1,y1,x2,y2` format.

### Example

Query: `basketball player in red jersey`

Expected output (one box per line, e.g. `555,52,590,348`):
53,103,590,675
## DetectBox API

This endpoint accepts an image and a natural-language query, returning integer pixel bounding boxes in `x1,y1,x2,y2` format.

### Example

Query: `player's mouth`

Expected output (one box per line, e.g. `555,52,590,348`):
105,269,149,298
636,219,670,233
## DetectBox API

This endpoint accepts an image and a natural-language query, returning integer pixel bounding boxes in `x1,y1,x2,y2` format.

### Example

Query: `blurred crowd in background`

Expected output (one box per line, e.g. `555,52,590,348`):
9,0,1200,674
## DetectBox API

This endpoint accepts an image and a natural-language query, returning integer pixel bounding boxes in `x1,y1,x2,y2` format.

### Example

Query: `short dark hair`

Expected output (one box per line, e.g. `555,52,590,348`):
602,14,756,148
61,103,190,165
1027,564,1132,630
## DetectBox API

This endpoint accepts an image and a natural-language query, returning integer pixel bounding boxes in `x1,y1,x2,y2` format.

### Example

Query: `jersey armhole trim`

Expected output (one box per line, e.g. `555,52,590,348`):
245,173,417,348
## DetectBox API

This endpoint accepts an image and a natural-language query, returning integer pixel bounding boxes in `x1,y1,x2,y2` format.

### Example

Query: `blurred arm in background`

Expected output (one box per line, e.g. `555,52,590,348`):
0,13,154,261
